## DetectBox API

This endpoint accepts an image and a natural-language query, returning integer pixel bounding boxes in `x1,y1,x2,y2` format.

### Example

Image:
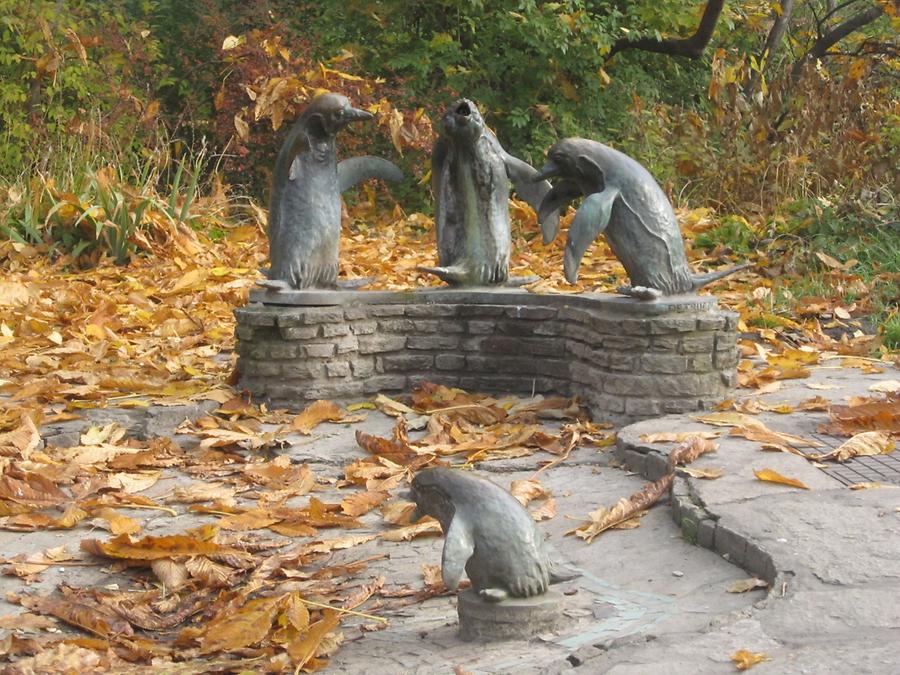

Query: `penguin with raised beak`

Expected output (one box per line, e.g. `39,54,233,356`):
534,138,747,299
262,93,403,290
418,99,559,286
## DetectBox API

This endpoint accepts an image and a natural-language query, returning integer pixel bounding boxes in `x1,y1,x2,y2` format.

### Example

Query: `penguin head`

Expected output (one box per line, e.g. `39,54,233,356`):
304,92,373,139
442,98,484,143
534,139,584,181
408,468,456,527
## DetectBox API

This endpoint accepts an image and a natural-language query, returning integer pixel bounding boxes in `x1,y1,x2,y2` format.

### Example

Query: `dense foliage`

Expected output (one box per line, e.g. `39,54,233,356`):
0,0,897,333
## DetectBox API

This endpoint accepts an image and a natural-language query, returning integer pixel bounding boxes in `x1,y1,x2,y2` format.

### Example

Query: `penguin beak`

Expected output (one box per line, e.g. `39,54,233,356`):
344,107,374,123
533,160,562,182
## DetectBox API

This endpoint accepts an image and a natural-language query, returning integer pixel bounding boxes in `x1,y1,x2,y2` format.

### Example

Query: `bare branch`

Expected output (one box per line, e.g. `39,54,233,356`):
791,2,886,79
606,0,725,61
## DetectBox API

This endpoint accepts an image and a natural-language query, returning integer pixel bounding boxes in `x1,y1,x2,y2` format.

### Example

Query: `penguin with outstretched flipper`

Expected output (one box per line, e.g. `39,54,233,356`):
418,99,559,286
262,93,403,290
535,138,748,299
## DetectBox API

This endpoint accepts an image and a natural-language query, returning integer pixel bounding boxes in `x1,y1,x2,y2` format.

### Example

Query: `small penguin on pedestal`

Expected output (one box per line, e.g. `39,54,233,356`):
261,93,403,290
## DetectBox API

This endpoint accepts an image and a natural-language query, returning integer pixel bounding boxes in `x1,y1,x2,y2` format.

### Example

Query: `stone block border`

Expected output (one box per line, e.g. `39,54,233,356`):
235,288,739,425
615,431,778,585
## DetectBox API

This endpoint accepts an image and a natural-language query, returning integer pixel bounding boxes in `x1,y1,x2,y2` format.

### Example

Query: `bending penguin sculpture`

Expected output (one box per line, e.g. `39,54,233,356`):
262,93,403,290
409,467,579,602
535,138,747,299
418,99,559,286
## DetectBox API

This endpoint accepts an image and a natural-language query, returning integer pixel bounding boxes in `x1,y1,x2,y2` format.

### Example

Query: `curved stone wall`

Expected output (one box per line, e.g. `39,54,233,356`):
235,288,739,424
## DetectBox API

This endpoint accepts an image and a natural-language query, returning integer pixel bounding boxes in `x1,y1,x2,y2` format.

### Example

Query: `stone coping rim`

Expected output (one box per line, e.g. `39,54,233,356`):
248,287,719,315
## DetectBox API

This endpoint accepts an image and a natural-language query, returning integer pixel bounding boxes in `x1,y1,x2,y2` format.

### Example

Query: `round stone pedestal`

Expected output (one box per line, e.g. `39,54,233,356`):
457,589,566,642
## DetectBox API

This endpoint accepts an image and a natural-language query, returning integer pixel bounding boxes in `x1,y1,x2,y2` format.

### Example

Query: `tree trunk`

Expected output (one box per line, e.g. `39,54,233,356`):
747,0,795,94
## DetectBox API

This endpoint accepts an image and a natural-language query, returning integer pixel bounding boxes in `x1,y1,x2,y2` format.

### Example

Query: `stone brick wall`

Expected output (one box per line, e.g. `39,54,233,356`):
235,289,739,424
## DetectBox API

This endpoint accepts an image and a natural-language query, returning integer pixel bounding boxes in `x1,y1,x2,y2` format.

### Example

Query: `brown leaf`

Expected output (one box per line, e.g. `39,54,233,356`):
217,508,280,532
730,420,823,449
639,431,720,443
530,497,557,521
291,399,347,435
150,559,189,590
509,479,551,506
199,594,282,654
753,468,809,490
0,471,68,507
668,435,718,467
821,399,900,436
339,490,389,517
81,533,231,560
296,534,377,555
0,612,56,631
809,431,895,462
286,609,341,668
0,416,40,459
184,556,233,587
92,507,142,535
380,519,442,542
168,482,237,504
380,500,415,525
23,595,133,638
567,474,673,543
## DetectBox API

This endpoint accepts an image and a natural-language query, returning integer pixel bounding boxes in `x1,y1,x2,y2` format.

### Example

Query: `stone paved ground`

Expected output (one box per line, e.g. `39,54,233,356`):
1,360,898,674
583,362,900,675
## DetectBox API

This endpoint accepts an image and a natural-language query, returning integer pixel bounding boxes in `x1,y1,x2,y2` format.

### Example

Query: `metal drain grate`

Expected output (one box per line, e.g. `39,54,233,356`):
810,432,900,486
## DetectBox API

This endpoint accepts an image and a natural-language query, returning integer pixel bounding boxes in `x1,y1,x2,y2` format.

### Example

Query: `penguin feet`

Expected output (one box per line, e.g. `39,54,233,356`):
337,277,375,290
478,588,509,603
505,274,539,287
256,279,292,292
617,284,663,301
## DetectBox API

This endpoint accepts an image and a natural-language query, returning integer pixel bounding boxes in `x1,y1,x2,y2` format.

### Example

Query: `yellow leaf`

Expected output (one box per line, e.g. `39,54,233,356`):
380,519,442,542
639,431,720,443
678,466,725,479
727,578,768,593
814,251,844,269
731,649,771,670
753,468,809,489
221,35,244,51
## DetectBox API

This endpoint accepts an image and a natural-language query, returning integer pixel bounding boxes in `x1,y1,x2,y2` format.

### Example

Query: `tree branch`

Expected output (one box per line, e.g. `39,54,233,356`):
606,0,725,61
791,2,885,79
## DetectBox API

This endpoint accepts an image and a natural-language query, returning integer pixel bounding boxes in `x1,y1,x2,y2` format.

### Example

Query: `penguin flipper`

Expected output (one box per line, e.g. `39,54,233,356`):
537,179,583,244
564,188,620,284
441,516,474,591
690,262,751,291
503,153,559,240
338,156,404,192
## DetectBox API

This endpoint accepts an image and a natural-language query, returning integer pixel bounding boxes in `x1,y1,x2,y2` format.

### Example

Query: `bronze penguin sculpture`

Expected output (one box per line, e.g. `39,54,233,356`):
409,467,579,602
262,93,403,290
535,138,747,299
418,99,559,286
